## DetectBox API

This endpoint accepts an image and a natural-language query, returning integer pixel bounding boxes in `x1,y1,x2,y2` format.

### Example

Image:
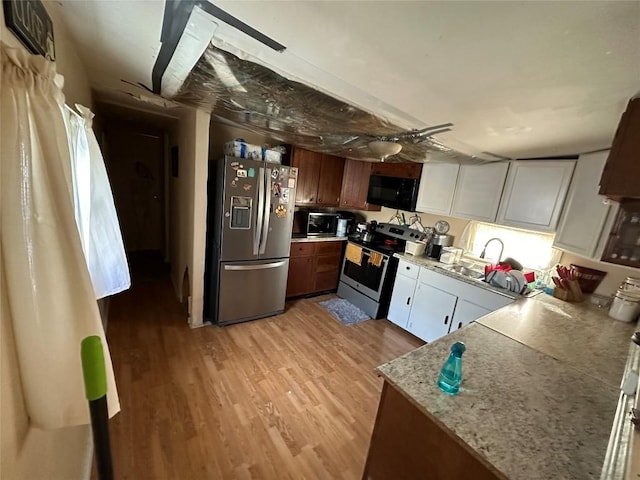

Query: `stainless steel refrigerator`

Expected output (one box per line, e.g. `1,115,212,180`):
204,156,298,325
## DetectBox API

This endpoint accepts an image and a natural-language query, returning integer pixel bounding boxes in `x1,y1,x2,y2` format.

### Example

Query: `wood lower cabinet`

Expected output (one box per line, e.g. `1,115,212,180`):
339,159,381,211
291,148,344,206
286,241,345,297
364,382,504,480
599,98,640,199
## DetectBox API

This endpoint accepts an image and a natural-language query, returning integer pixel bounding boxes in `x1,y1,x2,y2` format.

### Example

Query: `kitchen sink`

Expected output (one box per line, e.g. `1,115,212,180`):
437,264,484,279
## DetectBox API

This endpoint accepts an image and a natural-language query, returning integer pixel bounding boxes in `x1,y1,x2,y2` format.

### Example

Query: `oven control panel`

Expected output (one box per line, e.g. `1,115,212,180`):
376,223,426,242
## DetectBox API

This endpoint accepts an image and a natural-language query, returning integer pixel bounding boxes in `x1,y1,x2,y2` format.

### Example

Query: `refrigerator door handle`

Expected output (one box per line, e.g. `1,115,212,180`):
259,167,272,254
254,167,265,255
224,261,286,271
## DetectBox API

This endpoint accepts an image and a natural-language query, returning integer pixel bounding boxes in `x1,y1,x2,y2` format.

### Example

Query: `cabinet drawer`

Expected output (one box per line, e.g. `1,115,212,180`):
397,258,420,280
315,270,340,291
290,242,316,257
316,241,344,256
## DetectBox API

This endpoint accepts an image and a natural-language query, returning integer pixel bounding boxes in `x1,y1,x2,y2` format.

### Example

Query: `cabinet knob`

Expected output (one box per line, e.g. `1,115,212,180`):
406,266,410,270
458,322,462,329
406,297,411,305
444,315,449,325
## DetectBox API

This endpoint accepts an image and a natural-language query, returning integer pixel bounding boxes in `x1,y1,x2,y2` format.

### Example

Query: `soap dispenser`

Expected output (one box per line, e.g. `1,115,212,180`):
437,342,466,395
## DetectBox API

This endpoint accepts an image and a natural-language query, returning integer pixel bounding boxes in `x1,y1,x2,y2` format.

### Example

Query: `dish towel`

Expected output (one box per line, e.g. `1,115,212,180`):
369,251,384,268
345,243,363,265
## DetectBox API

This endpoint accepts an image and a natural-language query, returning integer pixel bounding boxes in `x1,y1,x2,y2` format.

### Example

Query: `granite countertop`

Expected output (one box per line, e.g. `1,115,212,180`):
394,252,524,300
291,236,348,243
377,295,637,480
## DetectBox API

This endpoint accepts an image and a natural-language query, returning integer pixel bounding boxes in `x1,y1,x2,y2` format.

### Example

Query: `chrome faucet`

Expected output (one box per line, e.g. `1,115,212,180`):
479,238,504,263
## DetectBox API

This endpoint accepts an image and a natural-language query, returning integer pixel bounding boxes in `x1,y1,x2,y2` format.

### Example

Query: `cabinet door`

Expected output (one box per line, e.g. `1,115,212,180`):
286,256,315,297
450,300,490,333
387,274,417,329
371,162,422,179
314,245,343,292
340,159,381,211
415,163,459,216
599,98,640,198
496,160,575,232
291,148,321,204
317,154,345,206
451,163,509,222
406,283,457,343
554,151,613,258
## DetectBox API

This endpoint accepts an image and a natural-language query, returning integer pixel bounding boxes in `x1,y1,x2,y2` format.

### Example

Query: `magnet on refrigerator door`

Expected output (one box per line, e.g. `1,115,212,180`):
280,188,290,204
275,205,287,218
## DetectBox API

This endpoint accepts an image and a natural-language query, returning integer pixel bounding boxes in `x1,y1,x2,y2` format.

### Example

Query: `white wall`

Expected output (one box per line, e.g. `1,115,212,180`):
169,108,210,326
361,207,470,244
1,2,93,479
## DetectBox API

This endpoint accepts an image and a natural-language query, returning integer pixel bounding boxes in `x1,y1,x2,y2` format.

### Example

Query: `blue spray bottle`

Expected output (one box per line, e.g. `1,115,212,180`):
437,342,466,395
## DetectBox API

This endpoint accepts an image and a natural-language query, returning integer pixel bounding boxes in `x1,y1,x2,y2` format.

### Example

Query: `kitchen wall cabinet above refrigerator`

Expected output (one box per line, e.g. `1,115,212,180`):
599,97,640,200
291,147,344,206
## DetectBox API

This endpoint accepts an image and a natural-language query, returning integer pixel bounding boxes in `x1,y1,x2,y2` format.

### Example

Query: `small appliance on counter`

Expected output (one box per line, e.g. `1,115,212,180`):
336,210,359,236
439,246,463,264
405,240,426,256
426,221,454,260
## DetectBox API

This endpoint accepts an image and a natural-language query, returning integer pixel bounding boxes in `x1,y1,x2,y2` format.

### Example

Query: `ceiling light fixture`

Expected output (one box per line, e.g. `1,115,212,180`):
368,140,402,162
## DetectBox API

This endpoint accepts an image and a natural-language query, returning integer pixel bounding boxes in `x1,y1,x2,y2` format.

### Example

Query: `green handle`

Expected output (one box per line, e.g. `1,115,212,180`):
81,336,107,401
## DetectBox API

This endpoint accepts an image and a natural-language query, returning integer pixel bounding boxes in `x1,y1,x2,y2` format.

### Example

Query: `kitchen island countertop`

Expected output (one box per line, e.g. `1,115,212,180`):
376,294,637,480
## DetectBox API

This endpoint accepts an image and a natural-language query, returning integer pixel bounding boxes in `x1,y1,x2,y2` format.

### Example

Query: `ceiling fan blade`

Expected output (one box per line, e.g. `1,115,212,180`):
399,122,454,138
404,127,452,142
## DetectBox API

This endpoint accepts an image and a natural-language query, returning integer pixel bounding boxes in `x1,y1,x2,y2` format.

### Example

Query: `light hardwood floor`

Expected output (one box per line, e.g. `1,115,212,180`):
106,273,423,479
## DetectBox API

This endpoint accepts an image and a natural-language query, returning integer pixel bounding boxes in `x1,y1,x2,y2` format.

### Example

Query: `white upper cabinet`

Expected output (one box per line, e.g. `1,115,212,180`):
451,163,510,222
415,163,459,215
496,160,576,232
553,151,616,259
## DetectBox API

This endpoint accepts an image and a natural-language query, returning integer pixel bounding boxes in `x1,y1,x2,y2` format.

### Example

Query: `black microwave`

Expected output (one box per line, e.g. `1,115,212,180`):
367,175,420,212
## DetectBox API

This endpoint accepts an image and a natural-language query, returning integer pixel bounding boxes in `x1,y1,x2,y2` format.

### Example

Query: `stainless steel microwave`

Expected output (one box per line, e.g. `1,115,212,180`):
367,175,420,212
292,211,339,237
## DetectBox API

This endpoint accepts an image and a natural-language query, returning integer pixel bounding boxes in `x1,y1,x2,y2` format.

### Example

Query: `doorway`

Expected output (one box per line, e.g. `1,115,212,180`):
96,105,177,284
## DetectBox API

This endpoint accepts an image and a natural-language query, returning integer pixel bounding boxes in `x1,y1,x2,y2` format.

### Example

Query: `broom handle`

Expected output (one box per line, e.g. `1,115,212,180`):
81,336,114,480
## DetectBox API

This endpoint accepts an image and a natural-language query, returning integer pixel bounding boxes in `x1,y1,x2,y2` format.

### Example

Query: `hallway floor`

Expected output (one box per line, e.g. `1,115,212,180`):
105,263,422,479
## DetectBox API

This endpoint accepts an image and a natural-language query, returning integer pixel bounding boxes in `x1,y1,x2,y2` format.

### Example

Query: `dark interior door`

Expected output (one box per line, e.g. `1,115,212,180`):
103,127,164,253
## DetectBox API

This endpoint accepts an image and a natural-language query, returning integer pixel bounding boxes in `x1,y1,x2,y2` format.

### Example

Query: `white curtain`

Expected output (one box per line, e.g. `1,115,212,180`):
64,104,130,299
1,45,120,429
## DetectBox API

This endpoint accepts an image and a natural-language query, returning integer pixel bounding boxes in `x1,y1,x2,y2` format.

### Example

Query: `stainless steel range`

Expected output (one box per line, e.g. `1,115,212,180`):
337,223,426,319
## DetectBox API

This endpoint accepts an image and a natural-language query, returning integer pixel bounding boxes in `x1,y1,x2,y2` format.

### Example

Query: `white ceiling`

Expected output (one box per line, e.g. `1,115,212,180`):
58,1,640,159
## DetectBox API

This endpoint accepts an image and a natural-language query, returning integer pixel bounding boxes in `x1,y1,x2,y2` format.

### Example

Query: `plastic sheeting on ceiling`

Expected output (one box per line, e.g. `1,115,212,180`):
173,43,503,164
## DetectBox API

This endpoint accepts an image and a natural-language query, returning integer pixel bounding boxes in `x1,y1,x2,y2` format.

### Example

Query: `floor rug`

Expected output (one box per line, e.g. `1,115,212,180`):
319,298,371,325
